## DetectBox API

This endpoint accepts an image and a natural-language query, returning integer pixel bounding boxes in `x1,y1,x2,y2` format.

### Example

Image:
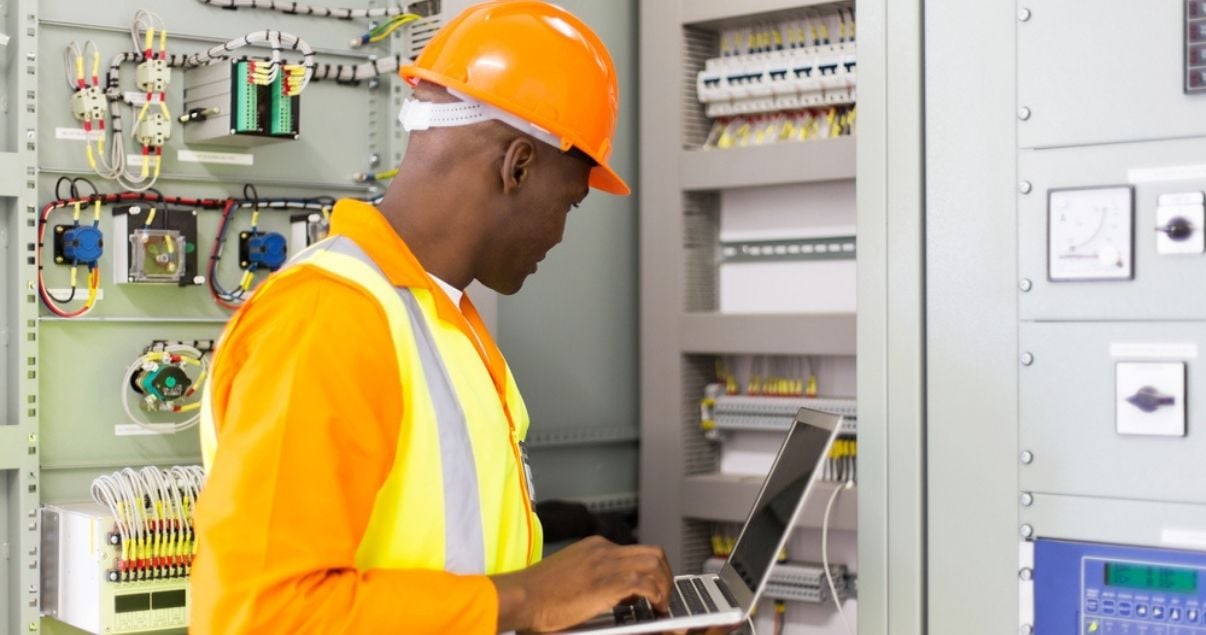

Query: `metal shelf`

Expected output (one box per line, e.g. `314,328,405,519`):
679,137,856,191
680,312,856,355
682,473,857,531
682,0,847,27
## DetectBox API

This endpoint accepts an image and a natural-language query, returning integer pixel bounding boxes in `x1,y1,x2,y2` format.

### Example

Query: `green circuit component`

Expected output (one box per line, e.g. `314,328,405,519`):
233,61,260,133
269,72,293,136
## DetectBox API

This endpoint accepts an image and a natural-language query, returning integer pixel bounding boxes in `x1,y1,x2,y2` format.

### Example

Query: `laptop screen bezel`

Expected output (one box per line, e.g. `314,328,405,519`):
716,407,844,614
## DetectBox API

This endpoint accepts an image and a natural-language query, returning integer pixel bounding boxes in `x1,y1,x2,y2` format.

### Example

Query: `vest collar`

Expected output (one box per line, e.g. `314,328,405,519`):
330,199,509,395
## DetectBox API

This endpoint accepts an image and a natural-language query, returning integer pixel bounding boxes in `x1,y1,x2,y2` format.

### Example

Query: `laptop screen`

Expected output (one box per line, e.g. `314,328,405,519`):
719,410,841,606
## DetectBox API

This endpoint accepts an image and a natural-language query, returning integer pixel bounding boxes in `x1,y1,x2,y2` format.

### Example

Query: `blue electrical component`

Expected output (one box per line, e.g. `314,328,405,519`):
1035,538,1206,634
240,230,288,271
59,225,104,267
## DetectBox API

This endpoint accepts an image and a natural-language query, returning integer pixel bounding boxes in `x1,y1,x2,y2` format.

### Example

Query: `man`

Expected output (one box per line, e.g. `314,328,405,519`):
191,2,688,633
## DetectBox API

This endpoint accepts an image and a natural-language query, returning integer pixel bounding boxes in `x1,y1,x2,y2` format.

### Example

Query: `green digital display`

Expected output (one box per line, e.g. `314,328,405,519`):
1105,563,1198,593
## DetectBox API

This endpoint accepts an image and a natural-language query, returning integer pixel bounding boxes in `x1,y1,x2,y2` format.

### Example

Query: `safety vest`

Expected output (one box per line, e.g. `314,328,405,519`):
200,235,543,575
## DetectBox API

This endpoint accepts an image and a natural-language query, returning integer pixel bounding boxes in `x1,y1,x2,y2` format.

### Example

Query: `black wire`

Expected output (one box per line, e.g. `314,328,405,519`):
44,283,77,304
54,177,73,202
72,177,100,201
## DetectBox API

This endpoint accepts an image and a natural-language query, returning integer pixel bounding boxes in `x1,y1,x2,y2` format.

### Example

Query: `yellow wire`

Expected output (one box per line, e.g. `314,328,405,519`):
72,202,82,222
74,55,84,83
144,206,157,226
369,14,420,43
93,200,102,222
158,29,167,54
143,27,154,53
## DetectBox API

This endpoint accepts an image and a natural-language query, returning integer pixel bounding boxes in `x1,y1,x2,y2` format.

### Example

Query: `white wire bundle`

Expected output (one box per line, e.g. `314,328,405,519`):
185,30,315,91
193,0,416,19
311,53,405,83
89,10,168,191
90,465,206,571
121,343,210,433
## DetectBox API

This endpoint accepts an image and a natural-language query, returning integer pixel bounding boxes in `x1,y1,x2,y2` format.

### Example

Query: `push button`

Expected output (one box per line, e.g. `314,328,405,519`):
1087,599,1099,612
1188,608,1200,622
1102,600,1116,615
1136,604,1149,618
1153,605,1166,620
1171,607,1183,622
1118,601,1133,617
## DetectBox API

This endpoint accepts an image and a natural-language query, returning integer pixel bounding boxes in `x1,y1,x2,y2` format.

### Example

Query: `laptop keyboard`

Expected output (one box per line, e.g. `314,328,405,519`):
612,577,731,625
692,578,719,613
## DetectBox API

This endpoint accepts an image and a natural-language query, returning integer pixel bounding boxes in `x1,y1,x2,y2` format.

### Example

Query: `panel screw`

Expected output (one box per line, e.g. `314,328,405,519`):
1021,352,1034,366
1020,524,1034,538
368,153,381,168
1019,567,1033,581
1018,8,1031,21
368,77,381,90
1021,625,1034,635
1018,107,1031,121
1020,450,1034,464
1019,181,1032,194
1019,279,1032,292
1020,492,1034,506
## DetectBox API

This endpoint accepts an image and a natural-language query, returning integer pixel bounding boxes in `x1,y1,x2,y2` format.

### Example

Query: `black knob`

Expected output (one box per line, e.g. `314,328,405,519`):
1162,216,1195,242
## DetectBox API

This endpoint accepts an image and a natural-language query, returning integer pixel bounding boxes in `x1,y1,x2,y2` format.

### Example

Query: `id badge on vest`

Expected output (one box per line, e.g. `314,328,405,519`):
519,441,536,507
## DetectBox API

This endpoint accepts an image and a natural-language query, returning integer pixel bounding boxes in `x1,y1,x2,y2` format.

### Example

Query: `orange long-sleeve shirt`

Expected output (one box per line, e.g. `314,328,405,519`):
190,204,499,634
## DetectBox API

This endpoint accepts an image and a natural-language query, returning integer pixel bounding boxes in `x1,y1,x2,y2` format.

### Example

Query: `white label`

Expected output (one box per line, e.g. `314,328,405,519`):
1110,342,1199,360
44,288,103,301
0,33,10,48
124,91,148,106
1129,164,1206,184
114,423,178,437
177,149,254,167
55,127,104,142
1158,192,1206,206
1162,528,1206,550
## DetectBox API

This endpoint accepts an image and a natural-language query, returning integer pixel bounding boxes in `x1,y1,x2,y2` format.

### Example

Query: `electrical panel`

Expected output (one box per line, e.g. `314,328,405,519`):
1,1,442,633
1016,5,1206,635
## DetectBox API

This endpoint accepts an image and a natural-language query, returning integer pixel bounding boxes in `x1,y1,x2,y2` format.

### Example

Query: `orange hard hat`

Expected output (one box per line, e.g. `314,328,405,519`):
400,1,629,196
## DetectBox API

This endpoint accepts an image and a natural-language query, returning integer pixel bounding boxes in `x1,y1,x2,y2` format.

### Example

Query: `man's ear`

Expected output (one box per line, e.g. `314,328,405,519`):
501,137,537,194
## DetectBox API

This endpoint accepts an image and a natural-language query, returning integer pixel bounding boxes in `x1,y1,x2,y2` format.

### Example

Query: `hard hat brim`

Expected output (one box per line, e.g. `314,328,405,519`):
401,66,630,196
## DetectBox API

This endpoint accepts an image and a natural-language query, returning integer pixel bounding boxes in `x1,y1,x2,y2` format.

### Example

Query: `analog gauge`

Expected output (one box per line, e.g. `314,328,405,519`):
1048,186,1134,281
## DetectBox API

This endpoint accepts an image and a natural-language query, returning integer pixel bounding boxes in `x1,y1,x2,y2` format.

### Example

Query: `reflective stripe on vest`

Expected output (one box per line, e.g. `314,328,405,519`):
200,235,541,575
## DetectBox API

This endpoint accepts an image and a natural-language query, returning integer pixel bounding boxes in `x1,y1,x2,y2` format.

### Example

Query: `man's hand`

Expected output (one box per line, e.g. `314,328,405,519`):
491,535,674,632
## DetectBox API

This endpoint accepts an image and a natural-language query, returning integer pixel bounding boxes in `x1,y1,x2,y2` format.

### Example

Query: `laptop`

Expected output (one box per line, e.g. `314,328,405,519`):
557,407,845,634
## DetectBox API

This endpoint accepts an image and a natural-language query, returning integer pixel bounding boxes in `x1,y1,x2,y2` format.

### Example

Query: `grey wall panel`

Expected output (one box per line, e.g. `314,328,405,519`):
494,0,640,510
1019,137,1206,321
1023,493,1206,550
1019,321,1206,505
1018,0,1206,149
925,0,1019,633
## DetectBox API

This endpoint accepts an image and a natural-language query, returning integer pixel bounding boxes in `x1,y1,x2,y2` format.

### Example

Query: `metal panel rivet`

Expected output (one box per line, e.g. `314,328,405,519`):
1020,492,1034,506
1020,279,1032,292
1019,181,1032,194
1020,524,1035,538
1021,352,1034,366
1018,8,1031,21
1020,450,1034,464
1019,567,1034,581
1018,107,1031,121
1021,625,1034,635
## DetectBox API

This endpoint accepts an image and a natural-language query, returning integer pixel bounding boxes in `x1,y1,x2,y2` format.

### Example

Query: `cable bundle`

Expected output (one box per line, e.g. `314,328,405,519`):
193,0,423,19
90,465,206,583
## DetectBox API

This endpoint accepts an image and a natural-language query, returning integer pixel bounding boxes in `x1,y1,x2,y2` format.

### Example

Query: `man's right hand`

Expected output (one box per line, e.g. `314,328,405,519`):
490,535,674,633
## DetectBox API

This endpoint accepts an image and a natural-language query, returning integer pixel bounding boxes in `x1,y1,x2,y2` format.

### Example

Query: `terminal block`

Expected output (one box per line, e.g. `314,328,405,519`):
182,59,301,146
135,112,172,147
70,86,107,123
136,57,171,93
